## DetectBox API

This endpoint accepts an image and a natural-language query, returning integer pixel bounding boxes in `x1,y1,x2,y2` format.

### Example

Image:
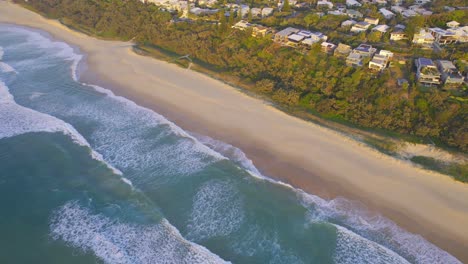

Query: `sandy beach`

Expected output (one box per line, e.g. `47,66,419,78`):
1,1,467,261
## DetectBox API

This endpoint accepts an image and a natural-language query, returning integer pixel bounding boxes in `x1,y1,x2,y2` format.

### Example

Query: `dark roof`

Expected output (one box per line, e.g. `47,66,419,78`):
418,58,434,67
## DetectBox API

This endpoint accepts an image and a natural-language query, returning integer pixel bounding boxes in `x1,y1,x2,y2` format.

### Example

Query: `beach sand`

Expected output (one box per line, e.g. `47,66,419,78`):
1,1,467,261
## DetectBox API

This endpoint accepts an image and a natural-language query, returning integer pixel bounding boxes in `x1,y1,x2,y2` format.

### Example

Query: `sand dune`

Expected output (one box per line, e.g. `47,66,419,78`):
1,1,467,261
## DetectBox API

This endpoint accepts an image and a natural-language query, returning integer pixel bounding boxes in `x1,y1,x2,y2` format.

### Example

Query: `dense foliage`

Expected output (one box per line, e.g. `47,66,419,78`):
18,0,468,151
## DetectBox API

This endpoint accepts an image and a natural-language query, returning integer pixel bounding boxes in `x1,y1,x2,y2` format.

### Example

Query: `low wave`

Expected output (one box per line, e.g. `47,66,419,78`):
50,201,228,264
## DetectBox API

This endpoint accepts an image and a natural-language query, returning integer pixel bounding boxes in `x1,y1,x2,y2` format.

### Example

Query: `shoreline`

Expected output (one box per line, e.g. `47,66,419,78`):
1,2,468,262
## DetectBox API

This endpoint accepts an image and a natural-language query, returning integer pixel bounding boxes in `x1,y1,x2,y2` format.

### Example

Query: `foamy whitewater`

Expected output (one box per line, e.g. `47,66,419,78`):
0,24,461,264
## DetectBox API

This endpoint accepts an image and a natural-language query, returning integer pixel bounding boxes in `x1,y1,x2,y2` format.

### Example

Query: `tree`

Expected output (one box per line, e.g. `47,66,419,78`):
282,0,291,12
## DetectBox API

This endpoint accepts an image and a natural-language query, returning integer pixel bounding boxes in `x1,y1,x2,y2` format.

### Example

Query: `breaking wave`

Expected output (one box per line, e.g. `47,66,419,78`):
50,201,228,264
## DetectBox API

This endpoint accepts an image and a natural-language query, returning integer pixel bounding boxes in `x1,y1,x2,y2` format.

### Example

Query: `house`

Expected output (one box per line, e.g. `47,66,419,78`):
297,30,313,38
328,10,345,16
310,32,328,42
395,24,406,30
378,49,394,59
413,29,434,46
232,20,251,30
365,17,379,25
415,0,431,5
240,5,250,17
447,26,468,43
346,52,364,67
274,27,300,43
369,54,389,71
346,0,362,7
261,7,274,17
321,42,337,53
341,20,357,27
334,43,352,57
429,28,458,45
374,0,387,5
190,7,218,15
301,38,318,47
446,21,460,29
402,10,418,18
353,44,377,57
347,9,363,19
232,21,272,37
287,33,305,47
391,5,405,14
351,22,371,33
373,25,390,33
415,58,441,86
392,0,404,5
251,8,262,18
251,25,272,37
379,8,395,19
317,0,333,9
390,30,408,40
437,60,464,86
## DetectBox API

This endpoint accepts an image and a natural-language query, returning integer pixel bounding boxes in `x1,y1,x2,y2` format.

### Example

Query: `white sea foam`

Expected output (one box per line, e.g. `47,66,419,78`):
334,225,410,264
191,133,261,175
0,26,82,80
300,193,461,264
0,61,17,73
187,180,244,241
0,80,124,178
50,201,228,264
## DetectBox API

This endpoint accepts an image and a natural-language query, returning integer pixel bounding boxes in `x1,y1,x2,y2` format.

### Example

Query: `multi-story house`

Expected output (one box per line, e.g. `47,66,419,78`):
429,28,458,45
334,43,352,57
415,58,441,86
413,29,435,47
437,60,464,86
353,44,377,57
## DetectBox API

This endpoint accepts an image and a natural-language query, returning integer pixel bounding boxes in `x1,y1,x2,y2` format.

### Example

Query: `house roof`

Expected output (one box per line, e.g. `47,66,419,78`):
288,34,305,42
321,42,336,48
355,44,374,53
276,27,300,37
447,21,460,28
418,58,435,67
373,25,390,32
437,60,457,70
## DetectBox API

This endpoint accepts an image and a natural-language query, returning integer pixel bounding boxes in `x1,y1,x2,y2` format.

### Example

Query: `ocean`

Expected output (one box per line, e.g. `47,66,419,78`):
0,24,461,264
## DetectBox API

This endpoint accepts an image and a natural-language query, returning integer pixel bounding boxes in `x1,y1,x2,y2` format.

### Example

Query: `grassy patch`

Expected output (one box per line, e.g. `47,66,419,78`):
410,156,468,183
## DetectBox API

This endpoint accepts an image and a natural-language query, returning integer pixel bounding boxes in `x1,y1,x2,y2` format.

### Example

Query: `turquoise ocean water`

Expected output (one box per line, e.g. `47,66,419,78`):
0,24,461,264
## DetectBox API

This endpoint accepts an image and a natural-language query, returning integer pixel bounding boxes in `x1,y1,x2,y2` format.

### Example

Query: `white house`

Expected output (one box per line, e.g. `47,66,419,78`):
373,25,390,33
364,17,379,25
317,0,334,9
446,21,460,29
413,29,435,46
346,0,361,7
251,8,262,17
351,21,371,33
379,8,395,19
341,20,357,27
261,7,274,17
447,26,468,43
